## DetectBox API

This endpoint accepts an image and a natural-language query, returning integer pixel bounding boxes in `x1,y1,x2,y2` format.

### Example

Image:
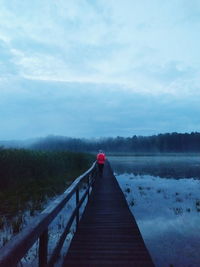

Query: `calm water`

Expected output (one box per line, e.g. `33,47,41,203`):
109,156,200,267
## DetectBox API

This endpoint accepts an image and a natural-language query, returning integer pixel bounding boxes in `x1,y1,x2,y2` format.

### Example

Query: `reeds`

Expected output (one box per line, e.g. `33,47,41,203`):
0,148,94,218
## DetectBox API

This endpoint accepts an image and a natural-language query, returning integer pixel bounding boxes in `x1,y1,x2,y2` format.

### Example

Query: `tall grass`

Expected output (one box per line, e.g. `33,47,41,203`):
0,148,94,217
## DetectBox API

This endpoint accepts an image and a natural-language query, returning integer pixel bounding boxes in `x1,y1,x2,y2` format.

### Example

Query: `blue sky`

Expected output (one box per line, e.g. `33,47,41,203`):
0,0,200,139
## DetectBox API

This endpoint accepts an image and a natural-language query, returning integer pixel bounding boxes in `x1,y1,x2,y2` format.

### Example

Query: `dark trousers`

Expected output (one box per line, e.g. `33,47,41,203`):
98,163,104,176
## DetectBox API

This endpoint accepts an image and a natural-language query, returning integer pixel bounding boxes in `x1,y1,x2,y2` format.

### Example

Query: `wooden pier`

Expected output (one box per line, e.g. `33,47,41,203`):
63,162,154,266
0,161,154,267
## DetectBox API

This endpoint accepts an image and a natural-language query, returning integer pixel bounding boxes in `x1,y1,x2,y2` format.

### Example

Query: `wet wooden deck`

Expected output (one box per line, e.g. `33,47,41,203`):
63,161,154,266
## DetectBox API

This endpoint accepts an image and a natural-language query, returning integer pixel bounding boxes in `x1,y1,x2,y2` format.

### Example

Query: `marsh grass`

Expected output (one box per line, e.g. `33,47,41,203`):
125,187,131,193
195,200,200,212
175,197,183,202
11,214,24,234
0,217,4,229
2,237,8,246
129,199,135,206
0,148,94,220
173,207,183,215
196,200,200,206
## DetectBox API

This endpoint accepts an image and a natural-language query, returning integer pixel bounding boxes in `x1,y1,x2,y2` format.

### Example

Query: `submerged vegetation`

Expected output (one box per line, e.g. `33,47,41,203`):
0,148,94,218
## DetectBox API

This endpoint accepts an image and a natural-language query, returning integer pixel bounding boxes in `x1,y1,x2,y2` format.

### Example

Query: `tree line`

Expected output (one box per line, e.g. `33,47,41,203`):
31,132,200,153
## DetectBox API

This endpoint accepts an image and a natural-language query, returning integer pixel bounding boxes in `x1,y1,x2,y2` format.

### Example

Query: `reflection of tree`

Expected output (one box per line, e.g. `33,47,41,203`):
111,161,200,179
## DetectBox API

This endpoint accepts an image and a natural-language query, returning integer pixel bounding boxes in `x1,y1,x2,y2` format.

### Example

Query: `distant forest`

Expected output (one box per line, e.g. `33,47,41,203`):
30,132,200,153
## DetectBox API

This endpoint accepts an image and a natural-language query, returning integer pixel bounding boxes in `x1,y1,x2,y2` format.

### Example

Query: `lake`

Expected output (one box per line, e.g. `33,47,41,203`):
109,155,200,267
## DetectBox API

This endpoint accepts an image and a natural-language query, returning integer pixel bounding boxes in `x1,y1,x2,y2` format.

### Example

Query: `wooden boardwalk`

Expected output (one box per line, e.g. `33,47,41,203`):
63,162,154,267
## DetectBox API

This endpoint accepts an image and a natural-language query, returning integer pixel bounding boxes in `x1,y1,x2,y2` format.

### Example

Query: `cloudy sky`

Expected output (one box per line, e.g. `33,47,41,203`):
0,0,200,140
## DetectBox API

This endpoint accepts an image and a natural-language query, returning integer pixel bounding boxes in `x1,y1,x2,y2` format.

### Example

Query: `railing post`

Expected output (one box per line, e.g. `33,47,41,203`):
76,188,79,230
39,229,48,267
87,175,90,202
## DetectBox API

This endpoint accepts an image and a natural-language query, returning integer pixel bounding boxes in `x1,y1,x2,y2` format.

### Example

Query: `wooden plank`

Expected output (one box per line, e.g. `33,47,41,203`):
63,161,155,266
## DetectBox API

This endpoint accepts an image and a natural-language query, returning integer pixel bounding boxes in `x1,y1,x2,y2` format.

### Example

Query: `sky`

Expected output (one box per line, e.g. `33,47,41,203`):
0,0,200,140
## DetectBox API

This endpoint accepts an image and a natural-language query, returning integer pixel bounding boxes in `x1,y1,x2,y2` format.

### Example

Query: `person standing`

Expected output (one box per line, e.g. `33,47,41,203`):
97,150,106,175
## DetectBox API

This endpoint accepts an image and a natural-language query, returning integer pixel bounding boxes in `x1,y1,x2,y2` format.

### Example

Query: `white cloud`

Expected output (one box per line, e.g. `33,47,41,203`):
1,1,198,81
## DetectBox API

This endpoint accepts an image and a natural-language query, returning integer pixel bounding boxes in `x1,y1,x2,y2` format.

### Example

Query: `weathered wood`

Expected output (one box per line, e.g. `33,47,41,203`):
63,161,155,266
76,188,80,230
48,186,92,266
39,229,48,267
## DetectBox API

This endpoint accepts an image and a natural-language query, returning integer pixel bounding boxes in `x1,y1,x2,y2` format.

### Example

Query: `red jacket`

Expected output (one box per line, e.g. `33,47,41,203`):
97,153,106,164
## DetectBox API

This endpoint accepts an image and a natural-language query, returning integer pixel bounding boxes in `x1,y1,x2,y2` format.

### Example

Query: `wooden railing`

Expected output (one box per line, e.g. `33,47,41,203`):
0,161,97,267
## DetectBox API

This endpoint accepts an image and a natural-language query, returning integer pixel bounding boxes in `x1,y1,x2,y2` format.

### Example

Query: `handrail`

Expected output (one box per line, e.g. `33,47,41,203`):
0,161,97,267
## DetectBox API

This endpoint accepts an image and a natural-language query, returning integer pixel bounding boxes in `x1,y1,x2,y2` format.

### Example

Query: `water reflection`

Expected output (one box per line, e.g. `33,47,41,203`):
109,156,200,179
109,156,200,267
